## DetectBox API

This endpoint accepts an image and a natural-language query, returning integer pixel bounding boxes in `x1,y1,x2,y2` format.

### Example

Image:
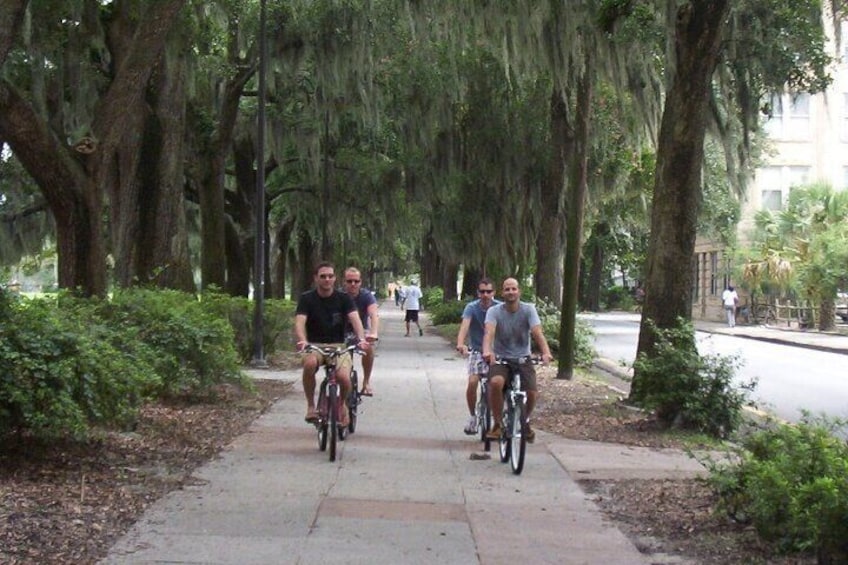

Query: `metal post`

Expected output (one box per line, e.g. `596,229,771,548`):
251,0,268,367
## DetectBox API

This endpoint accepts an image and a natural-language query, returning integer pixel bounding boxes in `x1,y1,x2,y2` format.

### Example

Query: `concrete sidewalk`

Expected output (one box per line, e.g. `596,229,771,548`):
102,304,709,565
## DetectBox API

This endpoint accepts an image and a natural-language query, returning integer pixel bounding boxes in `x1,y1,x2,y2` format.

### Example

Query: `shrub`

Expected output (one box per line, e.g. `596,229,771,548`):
200,291,295,362
102,289,244,397
708,416,848,561
421,286,444,309
428,300,465,325
0,295,158,438
631,318,755,438
534,298,596,366
602,286,636,311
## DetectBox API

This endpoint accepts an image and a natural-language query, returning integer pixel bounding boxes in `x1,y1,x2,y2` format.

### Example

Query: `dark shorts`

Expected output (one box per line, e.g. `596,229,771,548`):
488,361,537,392
405,309,419,322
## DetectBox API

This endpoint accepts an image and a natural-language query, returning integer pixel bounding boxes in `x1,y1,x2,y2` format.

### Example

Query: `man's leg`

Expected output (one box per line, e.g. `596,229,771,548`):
361,348,375,394
335,367,353,424
486,375,505,438
302,354,320,420
466,374,479,416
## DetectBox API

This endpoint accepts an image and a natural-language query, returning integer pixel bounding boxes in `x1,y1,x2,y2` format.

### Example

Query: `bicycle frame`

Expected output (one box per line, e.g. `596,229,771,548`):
302,344,359,462
494,356,539,475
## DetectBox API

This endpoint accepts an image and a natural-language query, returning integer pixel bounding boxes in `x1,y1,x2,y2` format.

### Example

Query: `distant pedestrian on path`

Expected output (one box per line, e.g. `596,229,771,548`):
482,277,553,444
403,280,423,336
455,277,500,435
722,285,739,328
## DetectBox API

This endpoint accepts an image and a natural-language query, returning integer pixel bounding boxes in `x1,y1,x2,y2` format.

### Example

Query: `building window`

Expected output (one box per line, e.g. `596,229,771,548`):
756,165,811,211
762,93,811,140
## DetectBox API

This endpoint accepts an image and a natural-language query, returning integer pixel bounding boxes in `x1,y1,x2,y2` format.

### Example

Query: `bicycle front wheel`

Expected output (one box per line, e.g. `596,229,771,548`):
317,385,328,452
509,401,526,475
498,404,510,463
328,384,338,462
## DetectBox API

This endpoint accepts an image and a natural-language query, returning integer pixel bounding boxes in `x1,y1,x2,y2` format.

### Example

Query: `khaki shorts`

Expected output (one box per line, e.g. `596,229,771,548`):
309,343,354,372
488,360,537,391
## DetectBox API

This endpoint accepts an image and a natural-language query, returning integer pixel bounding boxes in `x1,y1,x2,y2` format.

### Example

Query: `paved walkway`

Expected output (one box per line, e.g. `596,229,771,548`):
101,305,846,565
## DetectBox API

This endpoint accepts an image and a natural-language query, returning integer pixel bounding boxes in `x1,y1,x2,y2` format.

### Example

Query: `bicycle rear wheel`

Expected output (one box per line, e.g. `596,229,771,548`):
509,401,526,475
348,369,359,434
479,389,492,452
328,384,338,462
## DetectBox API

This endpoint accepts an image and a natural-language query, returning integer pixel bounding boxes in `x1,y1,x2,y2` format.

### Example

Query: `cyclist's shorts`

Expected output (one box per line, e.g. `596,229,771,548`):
488,361,537,391
309,343,353,372
466,350,489,377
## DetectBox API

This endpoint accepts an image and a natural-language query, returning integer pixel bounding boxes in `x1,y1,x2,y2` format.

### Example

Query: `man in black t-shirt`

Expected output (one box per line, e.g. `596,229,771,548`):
295,261,369,424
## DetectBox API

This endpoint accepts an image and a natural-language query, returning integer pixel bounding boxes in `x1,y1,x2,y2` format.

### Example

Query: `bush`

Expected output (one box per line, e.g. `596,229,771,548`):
534,298,596,367
631,318,755,438
101,289,245,397
421,286,444,309
602,286,636,311
708,416,848,561
0,295,159,438
200,291,295,362
428,300,465,325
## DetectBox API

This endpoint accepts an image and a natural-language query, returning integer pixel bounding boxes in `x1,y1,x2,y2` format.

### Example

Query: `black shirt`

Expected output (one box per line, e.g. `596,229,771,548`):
296,289,356,343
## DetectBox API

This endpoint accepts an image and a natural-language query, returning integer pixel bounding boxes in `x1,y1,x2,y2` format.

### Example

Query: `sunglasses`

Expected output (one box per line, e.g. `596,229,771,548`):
346,279,361,284
478,289,494,294
318,273,335,279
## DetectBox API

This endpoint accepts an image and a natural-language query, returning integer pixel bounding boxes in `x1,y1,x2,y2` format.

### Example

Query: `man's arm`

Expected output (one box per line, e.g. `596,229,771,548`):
455,317,471,355
530,325,553,364
366,303,380,340
482,320,496,363
347,310,369,347
294,313,308,350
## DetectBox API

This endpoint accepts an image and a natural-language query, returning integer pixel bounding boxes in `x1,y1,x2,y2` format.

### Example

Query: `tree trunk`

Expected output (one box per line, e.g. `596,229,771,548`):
0,0,25,65
536,88,567,306
557,60,593,380
585,222,608,311
441,262,459,302
0,0,186,297
630,1,731,401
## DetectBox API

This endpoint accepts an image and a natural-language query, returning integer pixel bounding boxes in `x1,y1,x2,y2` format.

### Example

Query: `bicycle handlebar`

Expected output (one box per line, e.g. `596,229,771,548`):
301,343,364,358
493,356,543,365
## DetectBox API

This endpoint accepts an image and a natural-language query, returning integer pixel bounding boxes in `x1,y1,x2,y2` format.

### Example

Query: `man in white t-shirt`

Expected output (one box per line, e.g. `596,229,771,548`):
721,285,739,327
403,281,424,336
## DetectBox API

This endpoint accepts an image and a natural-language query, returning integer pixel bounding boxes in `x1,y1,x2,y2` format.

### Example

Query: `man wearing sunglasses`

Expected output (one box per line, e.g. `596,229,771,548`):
455,278,501,435
343,267,380,396
295,261,369,424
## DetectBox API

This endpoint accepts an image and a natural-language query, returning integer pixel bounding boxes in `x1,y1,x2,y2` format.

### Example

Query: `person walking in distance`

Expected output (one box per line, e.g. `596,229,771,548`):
294,262,369,424
343,266,380,396
403,280,424,336
722,285,739,328
482,277,553,444
456,278,500,435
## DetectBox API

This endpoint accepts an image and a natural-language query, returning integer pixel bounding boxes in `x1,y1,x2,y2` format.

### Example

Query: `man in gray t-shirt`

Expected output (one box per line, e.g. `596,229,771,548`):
482,277,553,443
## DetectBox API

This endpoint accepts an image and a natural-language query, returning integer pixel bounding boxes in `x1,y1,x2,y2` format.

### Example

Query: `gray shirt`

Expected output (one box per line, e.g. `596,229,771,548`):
484,302,542,358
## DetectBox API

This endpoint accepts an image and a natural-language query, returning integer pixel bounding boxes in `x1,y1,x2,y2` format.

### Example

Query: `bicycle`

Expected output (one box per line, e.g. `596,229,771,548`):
494,356,541,475
302,343,361,462
345,336,377,434
468,350,493,451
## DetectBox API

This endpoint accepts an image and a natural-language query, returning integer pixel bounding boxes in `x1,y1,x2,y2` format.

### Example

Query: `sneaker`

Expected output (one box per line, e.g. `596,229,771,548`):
486,425,501,440
418,327,423,336
464,416,478,435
